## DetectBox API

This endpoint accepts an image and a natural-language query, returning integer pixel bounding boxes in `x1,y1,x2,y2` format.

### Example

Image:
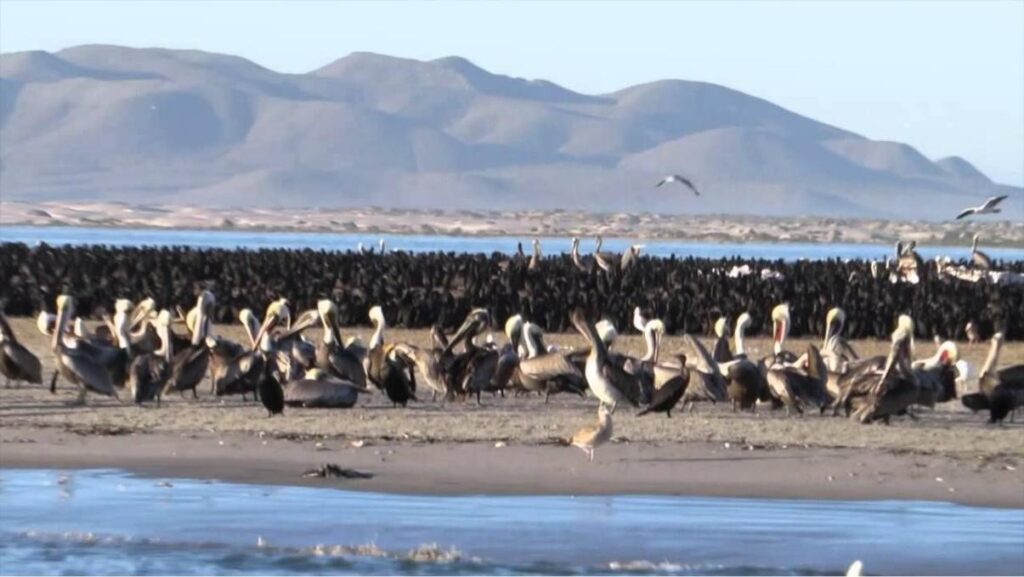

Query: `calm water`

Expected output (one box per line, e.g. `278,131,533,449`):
0,469,1021,576
2,225,1019,262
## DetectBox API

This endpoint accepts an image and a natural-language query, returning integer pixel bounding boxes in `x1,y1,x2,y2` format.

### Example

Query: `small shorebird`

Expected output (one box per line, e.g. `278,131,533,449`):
955,195,1008,219
655,174,700,196
570,405,612,462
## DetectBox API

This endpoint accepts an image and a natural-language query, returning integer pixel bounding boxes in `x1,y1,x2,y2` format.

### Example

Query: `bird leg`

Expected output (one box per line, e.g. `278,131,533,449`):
588,448,594,462
68,387,87,407
50,371,59,394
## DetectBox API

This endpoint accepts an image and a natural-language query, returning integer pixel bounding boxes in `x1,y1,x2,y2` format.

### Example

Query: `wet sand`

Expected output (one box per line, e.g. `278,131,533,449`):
1,318,1022,507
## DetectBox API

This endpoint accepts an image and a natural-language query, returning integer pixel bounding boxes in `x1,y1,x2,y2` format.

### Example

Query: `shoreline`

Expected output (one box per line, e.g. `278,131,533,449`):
2,221,1020,249
3,201,1021,247
2,428,1022,509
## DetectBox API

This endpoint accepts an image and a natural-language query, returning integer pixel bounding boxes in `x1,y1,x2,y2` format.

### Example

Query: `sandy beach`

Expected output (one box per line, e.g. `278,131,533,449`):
2,318,1022,507
3,200,1022,246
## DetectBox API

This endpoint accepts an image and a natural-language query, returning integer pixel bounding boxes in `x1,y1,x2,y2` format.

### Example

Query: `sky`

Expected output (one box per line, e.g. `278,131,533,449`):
1,0,1022,186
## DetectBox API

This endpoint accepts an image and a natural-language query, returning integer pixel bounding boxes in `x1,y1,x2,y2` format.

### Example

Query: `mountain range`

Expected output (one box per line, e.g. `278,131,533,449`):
1,45,1018,220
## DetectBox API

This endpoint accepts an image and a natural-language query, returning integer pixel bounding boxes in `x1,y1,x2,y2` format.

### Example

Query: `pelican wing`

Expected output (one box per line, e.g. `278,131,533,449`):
683,334,719,375
3,342,43,383
519,352,581,382
955,208,975,220
61,347,116,396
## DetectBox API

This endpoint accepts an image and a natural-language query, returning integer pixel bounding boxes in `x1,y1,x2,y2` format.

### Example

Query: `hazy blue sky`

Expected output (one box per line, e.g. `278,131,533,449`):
2,0,1021,185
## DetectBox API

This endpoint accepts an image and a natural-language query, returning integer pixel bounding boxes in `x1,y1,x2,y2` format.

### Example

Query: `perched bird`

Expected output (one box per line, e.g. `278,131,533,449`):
970,234,992,270
570,405,612,462
0,312,42,388
637,354,690,418
655,174,700,196
955,195,1008,219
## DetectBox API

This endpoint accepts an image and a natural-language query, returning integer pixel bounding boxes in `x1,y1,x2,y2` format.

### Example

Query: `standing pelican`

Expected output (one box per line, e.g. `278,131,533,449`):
0,312,42,387
570,237,593,272
513,320,585,401
528,239,542,271
315,299,368,388
593,235,621,273
822,307,858,372
570,405,612,462
619,244,644,271
971,234,992,270
366,305,416,407
127,310,173,406
961,333,1024,423
51,295,118,404
712,316,732,363
955,195,1008,219
164,291,214,399
571,309,643,413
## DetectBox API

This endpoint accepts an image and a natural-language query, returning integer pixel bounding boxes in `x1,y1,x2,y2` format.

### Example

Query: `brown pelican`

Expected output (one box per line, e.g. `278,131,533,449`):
207,333,252,398
570,405,612,462
637,354,690,418
127,310,173,405
365,305,416,407
571,309,643,413
846,318,955,424
654,174,700,196
315,299,367,388
711,316,732,363
441,308,493,401
513,320,586,401
528,239,542,271
971,234,992,270
831,315,913,417
453,313,520,404
822,307,858,373
766,345,830,415
570,237,594,272
717,312,767,411
593,235,620,273
0,312,42,387
955,194,1008,219
164,291,214,399
284,368,370,408
770,305,790,358
391,343,448,401
681,334,728,408
966,322,980,344
619,244,644,271
896,241,924,282
51,295,118,404
961,333,1024,423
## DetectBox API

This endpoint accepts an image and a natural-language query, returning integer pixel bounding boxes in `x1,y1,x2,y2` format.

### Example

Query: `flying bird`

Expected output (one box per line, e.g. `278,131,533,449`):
655,174,700,196
955,195,1008,220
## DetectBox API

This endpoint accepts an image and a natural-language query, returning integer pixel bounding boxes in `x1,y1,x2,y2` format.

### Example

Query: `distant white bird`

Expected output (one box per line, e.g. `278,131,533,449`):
955,195,1008,219
655,174,700,196
846,560,863,577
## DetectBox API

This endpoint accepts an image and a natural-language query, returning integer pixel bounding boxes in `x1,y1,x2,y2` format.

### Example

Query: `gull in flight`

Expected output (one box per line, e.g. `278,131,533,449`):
655,174,700,196
955,195,1008,220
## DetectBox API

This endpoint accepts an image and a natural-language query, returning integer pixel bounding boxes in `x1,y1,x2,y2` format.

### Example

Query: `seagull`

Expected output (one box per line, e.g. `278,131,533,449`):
655,174,700,196
955,195,1008,219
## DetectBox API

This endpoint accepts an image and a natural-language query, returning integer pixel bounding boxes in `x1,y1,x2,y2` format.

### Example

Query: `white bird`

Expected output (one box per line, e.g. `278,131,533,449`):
654,174,700,196
955,195,1008,219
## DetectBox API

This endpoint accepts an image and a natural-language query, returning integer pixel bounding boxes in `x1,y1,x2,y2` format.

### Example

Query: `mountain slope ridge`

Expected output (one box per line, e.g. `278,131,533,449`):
0,45,1017,220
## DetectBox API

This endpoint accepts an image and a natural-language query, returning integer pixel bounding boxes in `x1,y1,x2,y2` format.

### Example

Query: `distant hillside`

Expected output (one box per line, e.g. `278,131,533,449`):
1,45,1018,220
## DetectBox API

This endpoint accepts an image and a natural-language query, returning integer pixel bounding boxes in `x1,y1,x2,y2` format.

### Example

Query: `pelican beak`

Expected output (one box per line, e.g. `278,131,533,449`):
253,312,278,352
444,310,488,355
